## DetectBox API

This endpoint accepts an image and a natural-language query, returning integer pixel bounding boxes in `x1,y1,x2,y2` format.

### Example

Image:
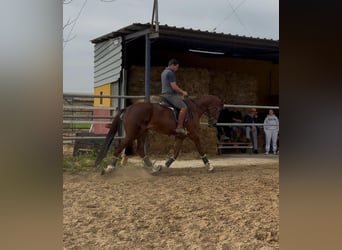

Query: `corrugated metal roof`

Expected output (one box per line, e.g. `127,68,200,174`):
91,23,278,62
92,23,277,43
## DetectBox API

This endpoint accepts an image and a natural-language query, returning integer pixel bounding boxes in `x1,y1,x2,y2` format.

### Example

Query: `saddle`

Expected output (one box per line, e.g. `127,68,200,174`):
158,96,189,122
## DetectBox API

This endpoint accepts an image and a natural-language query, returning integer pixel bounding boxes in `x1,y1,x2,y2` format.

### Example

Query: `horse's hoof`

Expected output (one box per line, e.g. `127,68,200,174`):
151,165,162,175
101,165,115,175
153,164,162,172
206,164,214,172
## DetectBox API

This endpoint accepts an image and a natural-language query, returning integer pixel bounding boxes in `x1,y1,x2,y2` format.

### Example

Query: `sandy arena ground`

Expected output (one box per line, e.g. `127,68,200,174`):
63,154,279,250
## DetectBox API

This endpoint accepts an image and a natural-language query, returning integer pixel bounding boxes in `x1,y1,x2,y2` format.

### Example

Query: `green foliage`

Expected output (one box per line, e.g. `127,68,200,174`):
63,151,112,173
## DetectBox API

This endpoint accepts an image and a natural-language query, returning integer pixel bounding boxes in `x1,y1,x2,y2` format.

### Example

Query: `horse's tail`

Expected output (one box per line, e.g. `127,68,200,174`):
94,109,125,167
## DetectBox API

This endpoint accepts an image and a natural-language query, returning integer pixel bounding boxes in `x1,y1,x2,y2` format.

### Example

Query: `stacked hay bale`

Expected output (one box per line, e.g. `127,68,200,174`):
209,71,258,110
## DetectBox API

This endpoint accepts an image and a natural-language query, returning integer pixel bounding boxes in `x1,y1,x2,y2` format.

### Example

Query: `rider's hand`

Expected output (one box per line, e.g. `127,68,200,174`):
182,91,188,97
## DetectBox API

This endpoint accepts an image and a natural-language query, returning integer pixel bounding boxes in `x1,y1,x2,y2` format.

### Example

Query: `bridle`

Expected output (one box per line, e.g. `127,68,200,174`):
206,105,221,127
186,97,221,127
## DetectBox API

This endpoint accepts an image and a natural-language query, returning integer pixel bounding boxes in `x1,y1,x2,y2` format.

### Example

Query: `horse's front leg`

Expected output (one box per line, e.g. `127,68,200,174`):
163,137,184,169
190,135,214,172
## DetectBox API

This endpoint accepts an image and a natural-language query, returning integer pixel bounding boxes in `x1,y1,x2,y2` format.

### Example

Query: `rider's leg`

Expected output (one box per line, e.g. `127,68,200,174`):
175,107,187,134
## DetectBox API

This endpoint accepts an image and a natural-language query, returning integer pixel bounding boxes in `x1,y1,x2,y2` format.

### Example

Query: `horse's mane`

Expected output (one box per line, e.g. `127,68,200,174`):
184,96,207,119
186,95,217,108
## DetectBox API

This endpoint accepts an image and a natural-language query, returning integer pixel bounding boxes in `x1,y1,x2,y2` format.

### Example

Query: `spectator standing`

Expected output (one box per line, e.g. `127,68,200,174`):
244,108,259,153
263,109,279,154
216,107,233,140
231,107,243,141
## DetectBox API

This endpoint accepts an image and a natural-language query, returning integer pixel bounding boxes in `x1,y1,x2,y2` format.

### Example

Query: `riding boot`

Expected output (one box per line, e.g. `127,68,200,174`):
176,108,187,134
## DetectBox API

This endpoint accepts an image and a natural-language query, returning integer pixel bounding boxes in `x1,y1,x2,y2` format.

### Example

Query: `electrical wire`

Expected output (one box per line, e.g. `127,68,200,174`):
224,0,251,36
212,0,248,33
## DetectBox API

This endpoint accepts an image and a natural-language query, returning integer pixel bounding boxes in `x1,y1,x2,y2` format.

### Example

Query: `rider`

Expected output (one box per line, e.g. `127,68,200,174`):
160,59,188,135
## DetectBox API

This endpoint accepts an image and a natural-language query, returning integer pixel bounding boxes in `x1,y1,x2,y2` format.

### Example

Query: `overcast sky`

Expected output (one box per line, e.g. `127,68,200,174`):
63,0,279,93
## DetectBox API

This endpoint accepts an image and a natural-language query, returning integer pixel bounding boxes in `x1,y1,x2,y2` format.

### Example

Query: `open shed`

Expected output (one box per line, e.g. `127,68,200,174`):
91,23,278,154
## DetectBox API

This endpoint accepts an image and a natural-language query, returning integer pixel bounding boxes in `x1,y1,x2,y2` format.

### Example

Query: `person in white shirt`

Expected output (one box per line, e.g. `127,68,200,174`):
263,109,279,154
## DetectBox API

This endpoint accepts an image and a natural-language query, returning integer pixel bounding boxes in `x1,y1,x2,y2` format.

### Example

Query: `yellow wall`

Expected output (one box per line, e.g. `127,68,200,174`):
94,84,112,107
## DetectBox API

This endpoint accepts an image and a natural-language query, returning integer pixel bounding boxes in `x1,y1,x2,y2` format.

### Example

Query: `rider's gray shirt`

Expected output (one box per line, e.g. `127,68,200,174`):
161,68,176,95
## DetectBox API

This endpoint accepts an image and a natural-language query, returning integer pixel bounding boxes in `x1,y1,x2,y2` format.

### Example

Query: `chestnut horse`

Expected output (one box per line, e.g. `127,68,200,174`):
95,95,224,175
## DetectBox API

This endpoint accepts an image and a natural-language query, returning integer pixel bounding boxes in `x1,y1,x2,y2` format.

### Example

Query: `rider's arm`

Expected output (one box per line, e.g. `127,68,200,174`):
170,82,188,96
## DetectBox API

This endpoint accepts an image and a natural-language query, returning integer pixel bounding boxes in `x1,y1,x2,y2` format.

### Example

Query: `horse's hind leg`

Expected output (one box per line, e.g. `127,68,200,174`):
136,134,148,165
120,151,128,166
121,142,134,166
135,132,162,173
136,133,154,168
101,138,134,175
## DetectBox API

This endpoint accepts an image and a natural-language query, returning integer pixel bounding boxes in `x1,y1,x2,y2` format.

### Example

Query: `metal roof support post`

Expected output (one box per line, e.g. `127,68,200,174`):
151,0,159,32
144,34,151,155
145,34,151,103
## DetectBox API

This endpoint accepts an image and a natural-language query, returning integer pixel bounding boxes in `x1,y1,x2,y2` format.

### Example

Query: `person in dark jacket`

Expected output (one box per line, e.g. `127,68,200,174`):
216,107,233,140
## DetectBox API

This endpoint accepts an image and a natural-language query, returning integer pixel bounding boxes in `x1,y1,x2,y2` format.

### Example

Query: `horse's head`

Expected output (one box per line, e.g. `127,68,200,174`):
204,96,224,128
